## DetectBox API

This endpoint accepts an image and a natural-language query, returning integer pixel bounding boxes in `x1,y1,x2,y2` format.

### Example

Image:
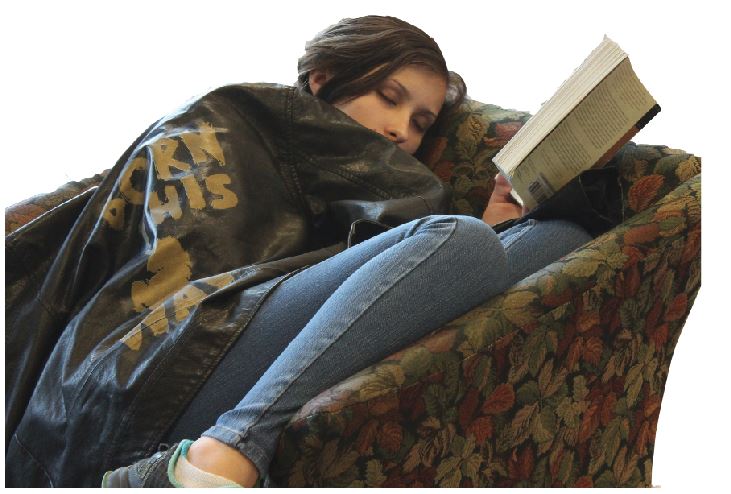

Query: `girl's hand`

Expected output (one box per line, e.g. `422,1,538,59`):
481,173,528,226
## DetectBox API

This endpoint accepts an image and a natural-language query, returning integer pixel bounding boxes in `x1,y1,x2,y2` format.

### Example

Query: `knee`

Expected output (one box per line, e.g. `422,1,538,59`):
424,214,509,276
419,215,497,245
449,215,501,246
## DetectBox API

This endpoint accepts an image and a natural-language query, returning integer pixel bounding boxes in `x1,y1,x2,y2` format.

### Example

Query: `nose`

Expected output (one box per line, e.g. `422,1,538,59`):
384,114,409,145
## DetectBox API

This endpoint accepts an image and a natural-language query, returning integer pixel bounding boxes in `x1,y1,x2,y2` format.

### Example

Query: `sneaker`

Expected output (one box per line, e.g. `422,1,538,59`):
101,442,182,487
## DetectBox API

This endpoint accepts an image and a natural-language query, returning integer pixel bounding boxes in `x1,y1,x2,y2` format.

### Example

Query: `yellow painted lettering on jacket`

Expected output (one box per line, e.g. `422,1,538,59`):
131,236,192,312
149,185,183,224
146,304,170,336
121,329,143,351
172,284,207,322
203,272,236,289
180,122,226,166
151,137,191,179
119,155,147,205
180,175,206,210
121,304,169,350
205,174,238,209
103,197,127,230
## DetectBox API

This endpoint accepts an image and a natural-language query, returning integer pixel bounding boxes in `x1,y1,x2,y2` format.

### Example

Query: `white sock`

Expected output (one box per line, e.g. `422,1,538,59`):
172,444,243,488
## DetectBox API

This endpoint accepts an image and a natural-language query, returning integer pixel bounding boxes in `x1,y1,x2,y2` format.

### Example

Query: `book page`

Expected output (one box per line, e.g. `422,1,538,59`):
494,36,626,175
510,58,656,209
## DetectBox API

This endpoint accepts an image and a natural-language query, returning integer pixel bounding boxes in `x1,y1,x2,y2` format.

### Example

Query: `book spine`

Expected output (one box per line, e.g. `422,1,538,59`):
592,103,661,169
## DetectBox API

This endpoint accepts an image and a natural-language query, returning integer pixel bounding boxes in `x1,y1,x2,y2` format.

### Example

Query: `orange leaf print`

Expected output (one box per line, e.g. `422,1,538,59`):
622,245,644,267
575,476,594,487
600,392,617,427
422,137,449,167
643,394,661,418
541,289,574,308
654,208,683,223
485,122,523,148
509,445,535,481
482,384,516,415
645,299,664,332
467,416,494,443
665,293,688,322
422,329,457,353
649,323,669,349
681,227,701,264
378,422,404,454
496,122,523,140
567,339,584,371
432,160,455,183
579,403,600,443
577,310,600,333
343,402,370,436
582,337,603,366
624,264,641,298
356,419,380,454
459,387,480,430
628,174,664,212
634,420,652,455
623,223,660,246
369,392,400,416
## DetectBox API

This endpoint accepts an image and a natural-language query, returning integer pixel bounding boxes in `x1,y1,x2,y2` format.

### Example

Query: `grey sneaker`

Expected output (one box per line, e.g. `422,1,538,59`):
101,441,186,487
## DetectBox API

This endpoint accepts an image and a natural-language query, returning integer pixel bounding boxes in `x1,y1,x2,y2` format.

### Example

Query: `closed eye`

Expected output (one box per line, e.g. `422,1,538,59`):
378,91,397,107
412,120,427,133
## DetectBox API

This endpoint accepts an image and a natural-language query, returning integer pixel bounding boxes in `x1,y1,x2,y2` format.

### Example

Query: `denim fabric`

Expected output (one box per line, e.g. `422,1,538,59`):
164,215,591,477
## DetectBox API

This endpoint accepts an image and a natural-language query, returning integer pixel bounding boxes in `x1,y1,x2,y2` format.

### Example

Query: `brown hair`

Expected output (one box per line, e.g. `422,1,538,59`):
296,15,467,146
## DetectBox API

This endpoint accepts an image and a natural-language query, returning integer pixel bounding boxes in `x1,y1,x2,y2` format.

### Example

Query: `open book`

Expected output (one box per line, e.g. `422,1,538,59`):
493,36,660,211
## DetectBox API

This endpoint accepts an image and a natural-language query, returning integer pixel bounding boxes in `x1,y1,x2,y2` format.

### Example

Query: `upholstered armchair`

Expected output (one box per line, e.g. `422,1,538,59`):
4,98,701,488
264,99,701,487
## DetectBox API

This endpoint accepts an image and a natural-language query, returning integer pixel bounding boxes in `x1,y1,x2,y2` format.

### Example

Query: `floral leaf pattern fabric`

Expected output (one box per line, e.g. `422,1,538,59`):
268,173,700,487
267,99,701,487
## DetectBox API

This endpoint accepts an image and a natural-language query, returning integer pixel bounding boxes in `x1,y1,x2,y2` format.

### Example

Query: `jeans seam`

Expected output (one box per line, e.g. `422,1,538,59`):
234,217,458,443
500,219,536,250
204,425,270,476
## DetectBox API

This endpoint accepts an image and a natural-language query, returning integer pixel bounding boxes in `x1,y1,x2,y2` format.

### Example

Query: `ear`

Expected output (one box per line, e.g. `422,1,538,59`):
308,69,331,96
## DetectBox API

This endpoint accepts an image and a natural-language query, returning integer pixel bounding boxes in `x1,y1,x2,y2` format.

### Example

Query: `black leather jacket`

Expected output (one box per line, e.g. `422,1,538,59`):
5,84,450,486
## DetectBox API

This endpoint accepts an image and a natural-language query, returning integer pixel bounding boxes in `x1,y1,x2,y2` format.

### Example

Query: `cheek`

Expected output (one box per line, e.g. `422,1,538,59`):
402,139,420,156
336,96,379,129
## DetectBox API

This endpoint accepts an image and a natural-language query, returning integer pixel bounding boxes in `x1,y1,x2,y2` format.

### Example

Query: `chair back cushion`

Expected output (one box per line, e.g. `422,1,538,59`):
416,99,530,217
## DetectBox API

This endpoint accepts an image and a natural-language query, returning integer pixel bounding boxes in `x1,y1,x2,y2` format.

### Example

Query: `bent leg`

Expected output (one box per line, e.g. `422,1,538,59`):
195,215,510,478
170,216,591,480
167,215,506,442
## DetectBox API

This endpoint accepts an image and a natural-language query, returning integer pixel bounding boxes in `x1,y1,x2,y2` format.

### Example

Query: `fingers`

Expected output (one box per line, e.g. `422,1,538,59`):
491,173,514,201
493,173,513,195
495,173,511,188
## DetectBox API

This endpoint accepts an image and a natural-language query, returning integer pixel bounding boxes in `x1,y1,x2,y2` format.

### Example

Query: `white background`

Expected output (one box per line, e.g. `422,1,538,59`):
1,0,727,490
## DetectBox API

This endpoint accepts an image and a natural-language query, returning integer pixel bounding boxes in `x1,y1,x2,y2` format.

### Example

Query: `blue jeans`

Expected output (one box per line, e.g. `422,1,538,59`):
164,215,592,477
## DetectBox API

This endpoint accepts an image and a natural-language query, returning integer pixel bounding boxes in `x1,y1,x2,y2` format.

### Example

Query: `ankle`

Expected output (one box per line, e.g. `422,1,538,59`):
186,437,259,487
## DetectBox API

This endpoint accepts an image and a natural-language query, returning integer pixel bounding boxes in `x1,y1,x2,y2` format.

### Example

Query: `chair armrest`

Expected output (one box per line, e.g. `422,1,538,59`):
4,170,109,235
609,142,700,217
267,175,701,487
418,97,701,225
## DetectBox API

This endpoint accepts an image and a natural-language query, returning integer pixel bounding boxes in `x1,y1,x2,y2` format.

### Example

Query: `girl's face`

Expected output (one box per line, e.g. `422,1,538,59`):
310,65,448,155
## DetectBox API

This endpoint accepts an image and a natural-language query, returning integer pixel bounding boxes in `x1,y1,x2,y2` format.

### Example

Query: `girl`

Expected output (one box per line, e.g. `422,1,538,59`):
99,15,592,487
